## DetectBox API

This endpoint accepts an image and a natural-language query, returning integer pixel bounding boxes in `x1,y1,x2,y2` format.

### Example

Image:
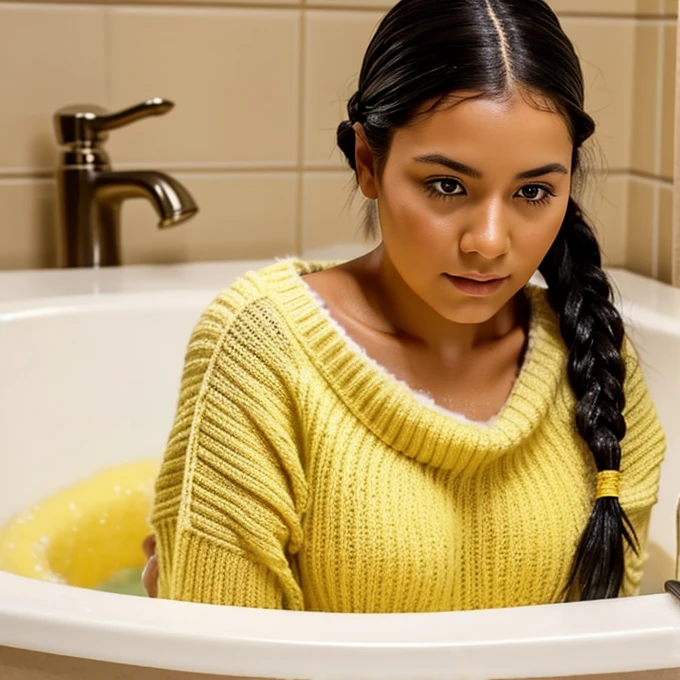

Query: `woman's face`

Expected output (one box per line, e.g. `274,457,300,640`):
357,91,574,325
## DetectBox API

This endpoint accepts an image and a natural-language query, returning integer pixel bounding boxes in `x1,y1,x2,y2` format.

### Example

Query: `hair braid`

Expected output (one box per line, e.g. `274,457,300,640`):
539,197,638,600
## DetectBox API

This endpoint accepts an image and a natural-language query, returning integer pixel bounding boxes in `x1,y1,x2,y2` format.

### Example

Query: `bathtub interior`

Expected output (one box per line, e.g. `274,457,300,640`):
624,316,680,589
0,276,678,595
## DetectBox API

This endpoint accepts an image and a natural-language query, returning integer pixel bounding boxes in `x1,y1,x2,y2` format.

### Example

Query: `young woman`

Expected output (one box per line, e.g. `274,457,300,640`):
145,0,666,611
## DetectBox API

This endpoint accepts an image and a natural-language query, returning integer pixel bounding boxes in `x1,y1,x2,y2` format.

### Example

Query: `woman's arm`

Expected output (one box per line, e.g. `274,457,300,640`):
150,291,308,609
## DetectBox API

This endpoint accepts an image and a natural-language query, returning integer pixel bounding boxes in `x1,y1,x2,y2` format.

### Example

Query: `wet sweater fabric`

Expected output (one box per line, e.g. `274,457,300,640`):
150,259,666,612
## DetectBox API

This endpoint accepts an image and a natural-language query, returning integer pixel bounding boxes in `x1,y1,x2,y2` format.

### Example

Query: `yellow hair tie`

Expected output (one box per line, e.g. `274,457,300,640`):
596,470,621,499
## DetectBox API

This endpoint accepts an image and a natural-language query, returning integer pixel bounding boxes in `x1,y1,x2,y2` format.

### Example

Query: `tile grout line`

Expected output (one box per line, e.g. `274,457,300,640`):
615,170,631,271
0,2,676,19
651,182,662,278
650,13,666,278
676,0,680,286
620,169,675,185
654,17,666,178
0,164,342,177
294,9,306,256
0,167,673,183
104,5,112,108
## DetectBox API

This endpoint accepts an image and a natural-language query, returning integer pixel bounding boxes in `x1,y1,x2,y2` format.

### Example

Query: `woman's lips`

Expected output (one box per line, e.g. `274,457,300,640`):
445,274,508,296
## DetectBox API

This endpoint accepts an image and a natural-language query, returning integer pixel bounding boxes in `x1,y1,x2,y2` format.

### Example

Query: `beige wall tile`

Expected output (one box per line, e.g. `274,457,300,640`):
664,0,678,16
676,178,680,285
306,0,392,8
0,172,298,271
661,23,677,179
119,173,297,264
303,10,384,166
0,5,106,170
303,0,645,14
562,19,636,172
108,8,300,167
551,0,665,15
579,174,629,266
527,0,640,13
0,180,57,270
626,179,656,276
637,0,666,14
658,184,673,282
302,171,378,251
303,0,658,11
631,24,662,176
116,0,298,5
676,186,680,286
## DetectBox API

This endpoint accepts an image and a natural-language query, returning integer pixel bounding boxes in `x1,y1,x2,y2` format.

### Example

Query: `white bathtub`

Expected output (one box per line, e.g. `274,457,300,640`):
0,255,679,680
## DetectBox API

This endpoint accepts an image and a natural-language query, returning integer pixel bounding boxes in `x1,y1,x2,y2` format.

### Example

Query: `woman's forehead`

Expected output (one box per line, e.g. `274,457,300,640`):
388,93,574,168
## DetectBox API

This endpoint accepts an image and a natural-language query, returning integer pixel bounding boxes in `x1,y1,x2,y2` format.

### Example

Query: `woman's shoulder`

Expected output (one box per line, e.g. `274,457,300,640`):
188,258,334,358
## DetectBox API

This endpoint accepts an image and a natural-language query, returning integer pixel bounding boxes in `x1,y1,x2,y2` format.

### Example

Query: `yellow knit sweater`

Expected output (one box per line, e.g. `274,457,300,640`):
151,259,666,612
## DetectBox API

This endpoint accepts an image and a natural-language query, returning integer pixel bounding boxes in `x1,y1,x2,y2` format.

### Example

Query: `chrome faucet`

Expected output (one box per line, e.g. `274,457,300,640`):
53,98,198,267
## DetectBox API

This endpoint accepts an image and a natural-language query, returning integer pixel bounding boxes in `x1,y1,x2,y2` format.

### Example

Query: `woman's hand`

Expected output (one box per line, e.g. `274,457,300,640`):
141,534,158,598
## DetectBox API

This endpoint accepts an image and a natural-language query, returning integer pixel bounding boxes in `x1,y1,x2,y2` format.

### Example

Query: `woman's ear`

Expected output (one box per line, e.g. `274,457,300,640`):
354,123,379,200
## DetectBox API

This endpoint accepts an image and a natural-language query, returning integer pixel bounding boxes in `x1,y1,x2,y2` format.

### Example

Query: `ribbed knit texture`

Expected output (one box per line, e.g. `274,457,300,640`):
150,259,666,612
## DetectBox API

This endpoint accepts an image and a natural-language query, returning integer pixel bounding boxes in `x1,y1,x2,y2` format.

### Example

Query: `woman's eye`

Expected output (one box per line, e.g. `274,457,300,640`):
517,185,553,203
427,178,464,197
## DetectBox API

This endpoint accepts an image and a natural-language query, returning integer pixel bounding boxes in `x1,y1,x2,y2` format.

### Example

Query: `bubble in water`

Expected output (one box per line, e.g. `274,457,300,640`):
45,572,67,585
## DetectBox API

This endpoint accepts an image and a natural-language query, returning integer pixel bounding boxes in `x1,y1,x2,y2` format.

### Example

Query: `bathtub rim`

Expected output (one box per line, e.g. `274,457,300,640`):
0,572,679,680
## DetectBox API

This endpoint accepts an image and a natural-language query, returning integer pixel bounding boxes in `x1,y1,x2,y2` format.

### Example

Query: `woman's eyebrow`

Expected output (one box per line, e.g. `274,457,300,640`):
516,163,569,179
413,154,569,180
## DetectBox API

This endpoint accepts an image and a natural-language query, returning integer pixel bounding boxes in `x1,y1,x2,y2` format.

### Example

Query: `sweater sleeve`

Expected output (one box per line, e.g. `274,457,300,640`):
618,337,667,596
150,288,307,609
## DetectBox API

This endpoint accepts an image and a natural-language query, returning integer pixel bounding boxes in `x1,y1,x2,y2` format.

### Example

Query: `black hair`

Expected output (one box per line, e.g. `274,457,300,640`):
336,0,636,601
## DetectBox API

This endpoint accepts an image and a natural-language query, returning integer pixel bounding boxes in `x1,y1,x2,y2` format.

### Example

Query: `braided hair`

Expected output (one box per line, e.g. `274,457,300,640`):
335,0,636,600
539,199,637,599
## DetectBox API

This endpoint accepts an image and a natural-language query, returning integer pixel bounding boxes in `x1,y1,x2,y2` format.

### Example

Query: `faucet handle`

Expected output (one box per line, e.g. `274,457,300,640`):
54,98,174,146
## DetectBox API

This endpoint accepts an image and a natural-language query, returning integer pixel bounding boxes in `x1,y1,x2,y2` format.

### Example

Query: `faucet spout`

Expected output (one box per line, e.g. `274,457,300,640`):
96,170,198,228
54,99,199,267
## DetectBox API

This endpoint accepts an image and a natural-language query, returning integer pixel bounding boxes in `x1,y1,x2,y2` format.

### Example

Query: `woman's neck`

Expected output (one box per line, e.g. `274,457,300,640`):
348,245,527,361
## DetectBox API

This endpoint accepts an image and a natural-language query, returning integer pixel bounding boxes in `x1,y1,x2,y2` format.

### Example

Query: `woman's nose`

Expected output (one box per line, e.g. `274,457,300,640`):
459,201,511,259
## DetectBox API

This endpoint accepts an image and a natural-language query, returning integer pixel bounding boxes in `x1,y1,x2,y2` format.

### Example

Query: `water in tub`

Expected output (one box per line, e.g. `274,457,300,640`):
0,459,158,596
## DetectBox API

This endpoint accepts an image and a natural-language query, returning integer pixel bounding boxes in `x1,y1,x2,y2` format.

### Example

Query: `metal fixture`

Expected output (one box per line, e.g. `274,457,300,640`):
665,497,680,600
53,98,198,267
666,580,680,601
